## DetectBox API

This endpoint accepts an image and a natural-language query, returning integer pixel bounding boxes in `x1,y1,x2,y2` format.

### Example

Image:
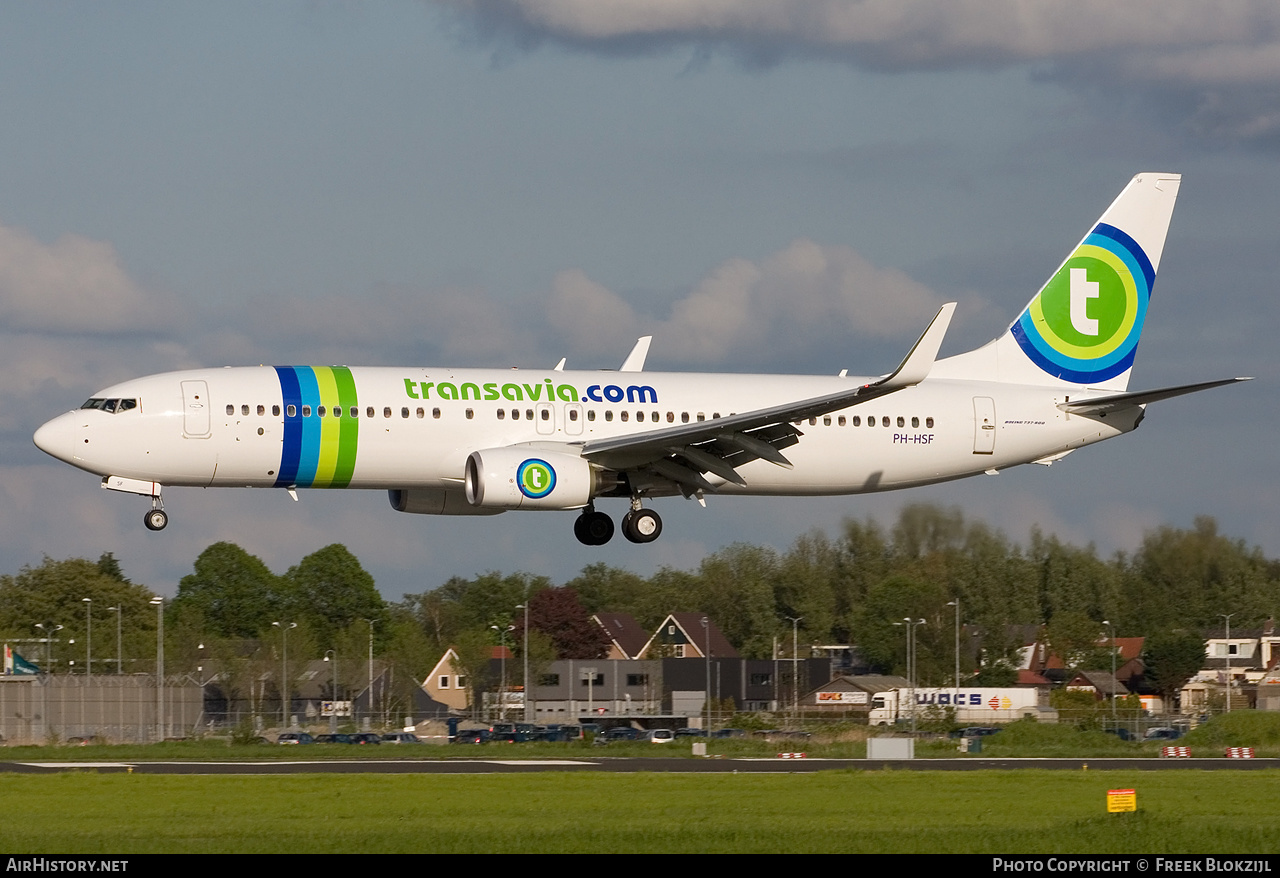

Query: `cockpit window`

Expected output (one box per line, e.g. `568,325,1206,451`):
81,398,137,413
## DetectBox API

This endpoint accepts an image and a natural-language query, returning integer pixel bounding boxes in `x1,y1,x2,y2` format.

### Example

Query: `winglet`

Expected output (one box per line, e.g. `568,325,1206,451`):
552,358,566,372
619,337,652,372
874,303,955,391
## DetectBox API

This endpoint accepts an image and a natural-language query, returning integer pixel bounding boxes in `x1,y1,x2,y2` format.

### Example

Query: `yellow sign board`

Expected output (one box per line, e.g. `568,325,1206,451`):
1107,788,1137,813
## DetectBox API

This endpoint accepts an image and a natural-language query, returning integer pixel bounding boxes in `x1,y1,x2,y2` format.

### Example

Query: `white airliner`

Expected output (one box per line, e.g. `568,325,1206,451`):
34,173,1248,545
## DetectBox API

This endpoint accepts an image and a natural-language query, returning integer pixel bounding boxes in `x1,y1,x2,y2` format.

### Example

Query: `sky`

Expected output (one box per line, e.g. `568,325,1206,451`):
3,1,1278,601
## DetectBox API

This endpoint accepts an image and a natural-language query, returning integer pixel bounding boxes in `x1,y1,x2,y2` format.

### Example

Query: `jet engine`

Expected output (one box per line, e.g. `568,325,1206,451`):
464,448,596,510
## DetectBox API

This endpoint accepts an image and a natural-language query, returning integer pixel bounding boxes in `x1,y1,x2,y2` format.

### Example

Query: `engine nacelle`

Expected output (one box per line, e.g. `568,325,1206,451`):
464,448,596,510
388,488,504,516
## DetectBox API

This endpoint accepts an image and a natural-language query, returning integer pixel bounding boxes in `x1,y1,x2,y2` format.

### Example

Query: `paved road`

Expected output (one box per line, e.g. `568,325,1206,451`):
3,757,1276,775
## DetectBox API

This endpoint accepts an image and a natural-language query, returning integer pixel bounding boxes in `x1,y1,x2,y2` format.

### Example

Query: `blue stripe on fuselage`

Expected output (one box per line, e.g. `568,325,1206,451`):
274,366,302,487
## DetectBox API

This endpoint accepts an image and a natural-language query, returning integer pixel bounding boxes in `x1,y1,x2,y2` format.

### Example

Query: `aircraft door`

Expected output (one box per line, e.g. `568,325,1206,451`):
564,403,583,436
973,397,995,454
181,380,211,438
535,403,556,435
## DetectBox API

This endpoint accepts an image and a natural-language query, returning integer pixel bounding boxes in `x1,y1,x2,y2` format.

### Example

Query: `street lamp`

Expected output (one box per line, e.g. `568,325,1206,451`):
1219,613,1236,713
150,597,164,741
516,603,530,722
946,599,960,696
324,649,338,733
106,606,122,675
786,616,803,723
701,617,711,733
1102,620,1116,721
82,598,92,679
272,621,297,729
490,624,515,720
363,618,377,727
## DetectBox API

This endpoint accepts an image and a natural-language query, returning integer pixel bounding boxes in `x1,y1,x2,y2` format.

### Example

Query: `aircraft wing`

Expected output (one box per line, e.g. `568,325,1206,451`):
1057,377,1252,416
579,304,955,488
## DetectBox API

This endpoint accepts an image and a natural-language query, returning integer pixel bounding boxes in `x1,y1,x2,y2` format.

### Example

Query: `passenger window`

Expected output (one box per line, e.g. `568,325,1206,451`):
303,405,312,417
497,409,506,420
416,408,424,418
926,417,934,428
466,408,474,419
666,412,674,423
809,418,816,426
242,405,250,416
226,405,234,416
838,416,846,426
620,411,629,422
511,409,520,420
897,416,904,428
605,411,613,422
587,410,596,421
257,405,265,416
569,409,578,422
400,407,409,418
867,416,874,427
273,405,281,417
366,407,374,418
912,417,919,428
433,408,441,419
383,407,392,418
852,416,860,426
351,407,358,418
824,416,832,426
525,409,533,420
697,413,705,421
541,408,549,421
882,416,890,427
682,412,690,423
287,405,296,417
333,406,341,418
713,413,720,419
318,406,326,417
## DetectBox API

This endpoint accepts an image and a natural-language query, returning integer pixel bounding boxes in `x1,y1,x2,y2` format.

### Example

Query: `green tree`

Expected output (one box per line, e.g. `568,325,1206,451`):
172,542,282,639
283,544,385,646
1143,630,1209,707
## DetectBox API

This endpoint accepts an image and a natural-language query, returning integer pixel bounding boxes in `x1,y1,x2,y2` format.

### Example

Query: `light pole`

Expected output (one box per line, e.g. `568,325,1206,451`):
1219,613,1236,713
82,598,92,680
701,617,711,733
106,606,122,675
516,603,530,722
787,616,803,724
363,618,376,728
946,599,960,697
272,621,296,729
490,625,514,721
150,597,164,741
324,649,338,733
1102,620,1116,721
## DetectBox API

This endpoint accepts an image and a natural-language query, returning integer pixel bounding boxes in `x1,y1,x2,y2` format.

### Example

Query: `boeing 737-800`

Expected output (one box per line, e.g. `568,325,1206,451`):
34,173,1248,545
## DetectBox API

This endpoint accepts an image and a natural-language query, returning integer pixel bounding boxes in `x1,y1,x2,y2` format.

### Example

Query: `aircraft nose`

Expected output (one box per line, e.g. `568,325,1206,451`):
33,413,81,463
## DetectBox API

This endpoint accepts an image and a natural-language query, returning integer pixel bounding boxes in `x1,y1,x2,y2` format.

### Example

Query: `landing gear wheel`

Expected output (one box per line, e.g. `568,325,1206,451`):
621,508,662,544
574,510,614,546
144,509,168,531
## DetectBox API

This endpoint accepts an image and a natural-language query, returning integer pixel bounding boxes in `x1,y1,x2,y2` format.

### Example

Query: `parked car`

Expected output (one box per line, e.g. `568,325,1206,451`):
314,733,354,744
951,727,1002,738
605,726,643,742
1144,727,1183,741
648,729,676,744
711,728,746,739
675,728,706,738
350,732,381,745
452,728,491,744
380,733,422,744
277,732,315,745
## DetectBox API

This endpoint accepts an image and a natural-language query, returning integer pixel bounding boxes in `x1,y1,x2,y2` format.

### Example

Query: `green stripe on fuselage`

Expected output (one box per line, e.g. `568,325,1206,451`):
332,366,359,488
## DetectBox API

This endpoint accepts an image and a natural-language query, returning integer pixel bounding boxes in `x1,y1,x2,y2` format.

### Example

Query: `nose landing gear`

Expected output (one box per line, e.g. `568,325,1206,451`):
144,497,168,531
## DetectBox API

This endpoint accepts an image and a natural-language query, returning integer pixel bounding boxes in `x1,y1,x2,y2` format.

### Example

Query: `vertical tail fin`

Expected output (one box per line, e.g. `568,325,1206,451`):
938,172,1181,390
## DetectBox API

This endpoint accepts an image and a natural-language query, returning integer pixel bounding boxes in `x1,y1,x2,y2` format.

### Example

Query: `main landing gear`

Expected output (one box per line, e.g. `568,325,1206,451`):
573,503,662,546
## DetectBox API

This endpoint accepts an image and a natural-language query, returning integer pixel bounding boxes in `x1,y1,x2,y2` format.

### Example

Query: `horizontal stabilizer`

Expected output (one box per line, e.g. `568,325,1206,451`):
1058,377,1251,416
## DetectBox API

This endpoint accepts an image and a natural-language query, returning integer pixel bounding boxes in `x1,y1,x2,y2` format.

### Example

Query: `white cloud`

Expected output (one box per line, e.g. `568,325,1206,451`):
439,0,1280,142
548,238,948,364
0,224,176,334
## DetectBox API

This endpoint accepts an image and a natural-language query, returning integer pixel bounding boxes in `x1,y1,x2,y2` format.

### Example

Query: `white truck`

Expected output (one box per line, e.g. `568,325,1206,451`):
868,687,1041,725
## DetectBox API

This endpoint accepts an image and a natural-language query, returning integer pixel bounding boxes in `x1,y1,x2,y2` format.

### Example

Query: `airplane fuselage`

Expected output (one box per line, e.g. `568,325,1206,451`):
34,364,1132,499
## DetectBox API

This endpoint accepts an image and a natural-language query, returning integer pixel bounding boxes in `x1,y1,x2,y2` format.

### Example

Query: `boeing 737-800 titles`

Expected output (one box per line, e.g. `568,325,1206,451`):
34,173,1248,545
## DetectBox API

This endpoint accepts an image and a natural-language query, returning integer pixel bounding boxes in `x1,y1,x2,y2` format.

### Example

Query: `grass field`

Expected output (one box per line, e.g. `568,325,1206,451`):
2,769,1278,853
